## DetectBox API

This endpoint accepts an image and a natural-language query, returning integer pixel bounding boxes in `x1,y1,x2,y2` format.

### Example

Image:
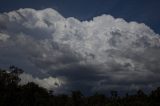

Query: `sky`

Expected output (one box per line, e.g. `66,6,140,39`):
0,0,160,95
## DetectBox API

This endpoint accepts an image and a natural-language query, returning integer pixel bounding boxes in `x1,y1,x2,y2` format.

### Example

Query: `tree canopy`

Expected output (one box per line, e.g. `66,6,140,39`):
0,67,160,106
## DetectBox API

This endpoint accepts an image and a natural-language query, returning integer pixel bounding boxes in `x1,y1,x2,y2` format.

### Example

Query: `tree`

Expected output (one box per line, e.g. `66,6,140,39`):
71,90,84,106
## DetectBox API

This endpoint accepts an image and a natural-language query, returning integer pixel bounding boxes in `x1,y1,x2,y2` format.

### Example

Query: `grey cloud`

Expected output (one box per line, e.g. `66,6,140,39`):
0,8,160,93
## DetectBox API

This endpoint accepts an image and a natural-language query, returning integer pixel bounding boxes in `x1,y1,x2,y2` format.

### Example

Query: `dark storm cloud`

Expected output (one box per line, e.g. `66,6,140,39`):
0,8,160,93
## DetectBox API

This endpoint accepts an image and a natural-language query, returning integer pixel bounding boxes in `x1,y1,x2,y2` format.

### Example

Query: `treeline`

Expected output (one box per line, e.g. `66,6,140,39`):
0,66,160,106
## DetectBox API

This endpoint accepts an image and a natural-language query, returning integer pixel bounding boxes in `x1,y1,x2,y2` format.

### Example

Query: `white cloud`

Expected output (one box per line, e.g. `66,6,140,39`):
0,8,160,93
19,73,66,91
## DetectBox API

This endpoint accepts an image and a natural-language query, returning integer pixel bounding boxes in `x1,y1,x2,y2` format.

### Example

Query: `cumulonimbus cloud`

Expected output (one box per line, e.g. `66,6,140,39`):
0,8,160,93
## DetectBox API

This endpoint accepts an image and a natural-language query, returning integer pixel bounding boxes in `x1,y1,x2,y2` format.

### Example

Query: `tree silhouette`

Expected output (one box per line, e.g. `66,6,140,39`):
0,67,160,106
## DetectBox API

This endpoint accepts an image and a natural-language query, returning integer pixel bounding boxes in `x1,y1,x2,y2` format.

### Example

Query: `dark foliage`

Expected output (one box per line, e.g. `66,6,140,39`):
0,67,160,106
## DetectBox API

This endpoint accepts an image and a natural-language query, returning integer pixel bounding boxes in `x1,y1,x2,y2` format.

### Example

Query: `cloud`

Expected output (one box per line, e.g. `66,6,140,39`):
0,8,160,94
19,73,66,93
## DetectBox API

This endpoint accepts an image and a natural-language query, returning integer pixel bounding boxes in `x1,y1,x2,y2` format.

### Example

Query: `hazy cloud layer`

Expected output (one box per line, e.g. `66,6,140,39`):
0,8,160,93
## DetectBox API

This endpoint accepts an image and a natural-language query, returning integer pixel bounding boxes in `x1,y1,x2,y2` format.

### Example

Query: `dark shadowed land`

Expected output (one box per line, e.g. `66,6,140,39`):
0,66,160,106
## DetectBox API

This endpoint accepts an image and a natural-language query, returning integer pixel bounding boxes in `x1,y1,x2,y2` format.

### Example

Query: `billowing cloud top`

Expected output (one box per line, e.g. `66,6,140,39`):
0,8,160,94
